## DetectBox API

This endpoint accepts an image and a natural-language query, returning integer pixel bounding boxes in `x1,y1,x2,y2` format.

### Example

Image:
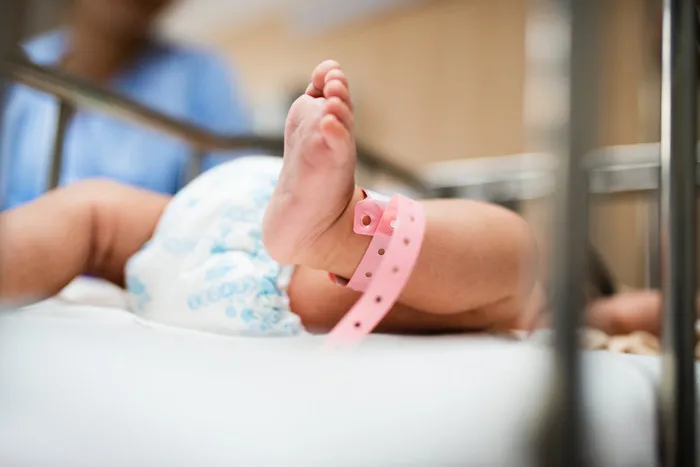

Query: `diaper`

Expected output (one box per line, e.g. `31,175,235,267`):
124,156,305,337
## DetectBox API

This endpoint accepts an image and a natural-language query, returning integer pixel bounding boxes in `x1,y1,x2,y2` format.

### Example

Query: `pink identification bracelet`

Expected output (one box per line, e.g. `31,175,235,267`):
323,189,426,349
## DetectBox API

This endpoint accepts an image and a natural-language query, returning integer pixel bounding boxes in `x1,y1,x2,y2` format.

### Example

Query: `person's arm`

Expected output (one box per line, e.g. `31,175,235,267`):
0,180,169,305
188,54,256,173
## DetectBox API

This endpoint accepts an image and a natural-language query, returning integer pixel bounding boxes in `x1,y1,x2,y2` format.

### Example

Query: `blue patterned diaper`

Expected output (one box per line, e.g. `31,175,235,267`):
125,156,304,336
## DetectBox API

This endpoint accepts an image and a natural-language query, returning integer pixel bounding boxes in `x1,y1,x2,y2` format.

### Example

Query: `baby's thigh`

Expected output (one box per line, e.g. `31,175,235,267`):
288,267,526,335
124,156,305,336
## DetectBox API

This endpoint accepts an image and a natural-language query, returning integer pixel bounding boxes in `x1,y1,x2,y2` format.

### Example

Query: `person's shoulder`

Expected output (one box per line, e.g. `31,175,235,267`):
152,39,231,72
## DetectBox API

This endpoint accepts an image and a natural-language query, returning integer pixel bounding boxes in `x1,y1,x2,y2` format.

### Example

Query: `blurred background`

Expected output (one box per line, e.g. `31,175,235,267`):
7,0,677,289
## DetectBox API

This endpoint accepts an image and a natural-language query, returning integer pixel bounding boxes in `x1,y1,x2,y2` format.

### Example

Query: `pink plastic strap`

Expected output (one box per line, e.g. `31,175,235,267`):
328,190,389,292
323,192,426,349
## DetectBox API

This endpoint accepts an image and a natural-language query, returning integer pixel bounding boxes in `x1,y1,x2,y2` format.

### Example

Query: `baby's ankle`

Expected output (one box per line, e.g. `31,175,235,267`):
300,186,370,276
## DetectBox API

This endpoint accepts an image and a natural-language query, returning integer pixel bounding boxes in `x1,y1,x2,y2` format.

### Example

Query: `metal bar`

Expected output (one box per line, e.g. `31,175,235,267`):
423,144,700,199
525,0,600,465
185,148,205,186
646,197,661,289
658,0,698,464
543,0,599,463
0,1,10,211
48,100,73,190
6,55,429,195
8,54,282,152
0,0,27,204
0,0,27,303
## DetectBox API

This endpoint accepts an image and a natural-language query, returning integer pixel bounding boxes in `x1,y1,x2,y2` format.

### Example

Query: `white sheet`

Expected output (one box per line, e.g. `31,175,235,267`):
0,279,664,467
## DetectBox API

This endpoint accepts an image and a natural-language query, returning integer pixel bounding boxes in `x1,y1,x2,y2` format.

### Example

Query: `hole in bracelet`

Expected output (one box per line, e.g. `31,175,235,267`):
365,272,373,278
410,215,415,222
392,266,399,273
378,248,386,255
403,238,410,245
361,215,372,226
354,321,361,328
375,296,382,303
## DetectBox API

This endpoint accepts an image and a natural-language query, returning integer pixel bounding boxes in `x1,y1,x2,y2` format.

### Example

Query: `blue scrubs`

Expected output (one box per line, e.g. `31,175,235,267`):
1,31,254,210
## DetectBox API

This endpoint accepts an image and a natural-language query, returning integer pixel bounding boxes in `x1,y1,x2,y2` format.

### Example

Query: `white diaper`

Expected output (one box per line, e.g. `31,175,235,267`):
124,156,305,337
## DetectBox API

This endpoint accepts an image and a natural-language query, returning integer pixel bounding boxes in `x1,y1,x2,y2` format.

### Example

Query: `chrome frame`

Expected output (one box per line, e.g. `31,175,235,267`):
5,52,430,195
0,0,698,465
658,0,697,464
524,1,600,465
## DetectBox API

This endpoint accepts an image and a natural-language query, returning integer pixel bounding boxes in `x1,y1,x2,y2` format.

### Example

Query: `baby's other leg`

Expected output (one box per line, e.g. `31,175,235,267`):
587,290,700,336
0,180,169,304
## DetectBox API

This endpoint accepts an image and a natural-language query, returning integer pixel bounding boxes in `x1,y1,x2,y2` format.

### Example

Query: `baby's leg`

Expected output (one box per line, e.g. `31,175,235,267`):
0,180,169,304
263,61,540,332
283,195,541,333
288,267,543,334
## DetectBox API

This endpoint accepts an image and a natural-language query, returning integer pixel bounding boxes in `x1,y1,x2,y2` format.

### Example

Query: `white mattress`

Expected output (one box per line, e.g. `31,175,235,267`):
0,279,673,467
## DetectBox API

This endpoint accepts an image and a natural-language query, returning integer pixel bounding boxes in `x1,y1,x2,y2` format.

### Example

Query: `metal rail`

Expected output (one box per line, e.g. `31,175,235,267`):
424,143,700,199
525,0,601,465
49,100,73,190
6,53,430,194
658,0,698,465
0,1,697,466
0,0,28,204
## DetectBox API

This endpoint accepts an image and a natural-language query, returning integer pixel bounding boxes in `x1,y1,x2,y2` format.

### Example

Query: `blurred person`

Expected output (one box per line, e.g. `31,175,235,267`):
1,0,252,210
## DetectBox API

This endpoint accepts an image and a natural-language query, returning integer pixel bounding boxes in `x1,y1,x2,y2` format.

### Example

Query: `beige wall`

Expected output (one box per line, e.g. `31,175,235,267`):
215,0,529,169
212,0,659,287
591,0,656,287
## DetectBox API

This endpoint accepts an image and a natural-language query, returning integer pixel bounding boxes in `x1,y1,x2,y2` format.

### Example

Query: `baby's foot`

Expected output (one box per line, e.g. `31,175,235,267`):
263,60,359,268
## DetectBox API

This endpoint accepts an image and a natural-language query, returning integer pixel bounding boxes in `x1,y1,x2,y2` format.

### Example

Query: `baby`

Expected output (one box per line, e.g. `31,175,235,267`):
0,61,556,337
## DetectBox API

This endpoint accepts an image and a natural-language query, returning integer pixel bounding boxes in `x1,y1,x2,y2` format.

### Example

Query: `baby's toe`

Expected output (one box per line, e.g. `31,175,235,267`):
310,60,342,96
324,78,351,108
325,97,354,131
325,68,349,90
320,113,350,150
